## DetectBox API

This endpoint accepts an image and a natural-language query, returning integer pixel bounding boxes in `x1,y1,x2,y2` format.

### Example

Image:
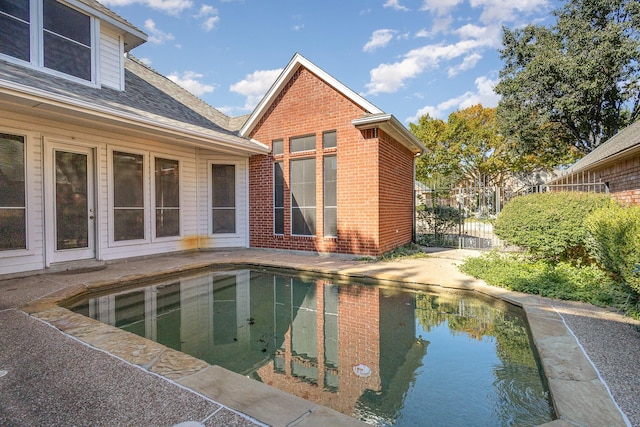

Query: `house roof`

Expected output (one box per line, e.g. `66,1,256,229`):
68,0,147,51
559,120,640,176
239,53,424,155
0,56,268,155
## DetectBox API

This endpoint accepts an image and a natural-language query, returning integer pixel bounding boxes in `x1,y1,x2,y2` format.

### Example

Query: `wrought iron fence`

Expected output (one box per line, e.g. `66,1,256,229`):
414,179,608,250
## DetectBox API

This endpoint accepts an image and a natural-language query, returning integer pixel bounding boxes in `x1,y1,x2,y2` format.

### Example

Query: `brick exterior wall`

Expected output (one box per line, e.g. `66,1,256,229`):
248,67,415,256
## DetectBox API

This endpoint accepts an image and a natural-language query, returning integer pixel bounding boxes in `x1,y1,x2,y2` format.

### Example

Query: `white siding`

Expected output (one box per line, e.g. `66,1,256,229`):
99,28,123,91
0,109,251,275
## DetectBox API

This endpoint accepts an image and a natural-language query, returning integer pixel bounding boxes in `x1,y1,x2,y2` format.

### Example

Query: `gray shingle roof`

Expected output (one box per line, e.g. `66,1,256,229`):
0,56,262,153
563,120,640,174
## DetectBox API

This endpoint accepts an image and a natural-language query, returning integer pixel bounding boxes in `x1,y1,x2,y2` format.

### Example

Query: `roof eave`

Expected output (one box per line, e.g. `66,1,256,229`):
0,82,268,156
352,114,425,155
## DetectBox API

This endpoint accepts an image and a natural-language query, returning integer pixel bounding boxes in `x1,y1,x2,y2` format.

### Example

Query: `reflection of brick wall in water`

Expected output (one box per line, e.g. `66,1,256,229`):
256,282,381,416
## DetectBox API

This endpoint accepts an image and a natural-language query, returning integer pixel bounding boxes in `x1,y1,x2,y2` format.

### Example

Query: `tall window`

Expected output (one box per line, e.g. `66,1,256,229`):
323,156,337,237
0,133,26,250
274,162,284,235
154,158,179,238
291,158,315,235
113,151,144,241
0,0,93,81
0,0,30,62
211,164,235,234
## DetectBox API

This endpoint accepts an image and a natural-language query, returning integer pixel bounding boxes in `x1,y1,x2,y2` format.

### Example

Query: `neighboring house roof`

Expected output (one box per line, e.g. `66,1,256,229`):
0,56,268,155
240,53,425,155
557,120,640,177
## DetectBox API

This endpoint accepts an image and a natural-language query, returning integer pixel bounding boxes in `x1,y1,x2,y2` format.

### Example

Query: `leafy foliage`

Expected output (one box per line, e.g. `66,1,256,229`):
494,192,611,262
410,105,514,186
460,252,626,308
585,205,640,306
495,0,640,163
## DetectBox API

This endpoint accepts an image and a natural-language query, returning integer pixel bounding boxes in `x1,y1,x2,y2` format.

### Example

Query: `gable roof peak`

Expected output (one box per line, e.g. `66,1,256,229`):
239,52,383,137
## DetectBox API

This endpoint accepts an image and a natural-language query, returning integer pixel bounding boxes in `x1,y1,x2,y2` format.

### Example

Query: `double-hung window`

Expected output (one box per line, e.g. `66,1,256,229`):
0,0,94,82
154,158,180,238
0,133,26,250
211,164,236,234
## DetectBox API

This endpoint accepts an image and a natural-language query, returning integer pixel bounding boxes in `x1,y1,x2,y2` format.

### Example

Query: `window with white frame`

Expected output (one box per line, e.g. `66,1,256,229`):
0,0,94,82
211,164,236,234
113,151,144,241
154,157,179,238
0,133,26,250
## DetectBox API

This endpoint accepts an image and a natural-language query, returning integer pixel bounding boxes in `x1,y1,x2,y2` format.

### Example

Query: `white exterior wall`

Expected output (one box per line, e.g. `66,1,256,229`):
99,28,124,91
0,110,251,275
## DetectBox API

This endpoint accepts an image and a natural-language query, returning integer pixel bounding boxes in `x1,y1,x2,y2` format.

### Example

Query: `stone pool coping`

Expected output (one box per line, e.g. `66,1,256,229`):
18,249,630,427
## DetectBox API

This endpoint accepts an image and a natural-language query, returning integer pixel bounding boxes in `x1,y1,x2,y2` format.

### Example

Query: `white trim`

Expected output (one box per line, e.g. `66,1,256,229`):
0,127,34,258
208,160,242,238
107,145,150,247
150,154,183,242
239,53,383,137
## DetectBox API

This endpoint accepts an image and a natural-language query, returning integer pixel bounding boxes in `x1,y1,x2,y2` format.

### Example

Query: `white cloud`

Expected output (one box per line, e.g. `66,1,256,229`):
469,0,549,24
195,5,220,31
230,68,283,111
101,0,192,14
365,38,491,95
144,19,175,45
419,0,463,15
167,71,215,96
363,29,397,52
292,24,305,31
383,0,409,11
406,76,500,122
447,52,482,77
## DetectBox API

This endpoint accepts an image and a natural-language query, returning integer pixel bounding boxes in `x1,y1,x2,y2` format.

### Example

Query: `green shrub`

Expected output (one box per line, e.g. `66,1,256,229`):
460,252,625,308
495,192,612,262
417,205,462,238
585,204,640,299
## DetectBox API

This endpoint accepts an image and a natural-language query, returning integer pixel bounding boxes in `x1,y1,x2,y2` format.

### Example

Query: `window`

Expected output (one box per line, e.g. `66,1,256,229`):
43,0,91,80
290,135,315,153
0,133,26,250
323,131,336,149
291,158,315,235
113,151,144,241
0,0,93,81
273,139,283,155
0,0,30,62
274,161,284,235
323,156,337,237
154,158,179,238
211,164,235,234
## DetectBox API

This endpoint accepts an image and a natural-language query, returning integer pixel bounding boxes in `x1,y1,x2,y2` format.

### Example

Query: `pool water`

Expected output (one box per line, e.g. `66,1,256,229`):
69,268,554,426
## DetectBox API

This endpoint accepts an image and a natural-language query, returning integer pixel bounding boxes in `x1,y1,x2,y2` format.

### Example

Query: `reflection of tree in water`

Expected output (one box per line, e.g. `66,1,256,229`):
415,292,554,425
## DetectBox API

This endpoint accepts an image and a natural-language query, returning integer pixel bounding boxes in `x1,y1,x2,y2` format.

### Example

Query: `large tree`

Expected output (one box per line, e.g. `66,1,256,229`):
411,105,513,187
495,0,640,160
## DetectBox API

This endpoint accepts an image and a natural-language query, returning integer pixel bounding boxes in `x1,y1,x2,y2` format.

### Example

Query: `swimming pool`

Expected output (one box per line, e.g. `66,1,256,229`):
69,267,554,426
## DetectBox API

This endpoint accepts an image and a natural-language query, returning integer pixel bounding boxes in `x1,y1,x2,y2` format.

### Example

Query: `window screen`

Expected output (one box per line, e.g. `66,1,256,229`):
211,164,235,234
323,156,337,237
274,162,284,234
290,135,316,153
113,151,144,241
323,131,337,149
0,0,30,61
155,158,179,238
291,158,315,235
0,133,26,250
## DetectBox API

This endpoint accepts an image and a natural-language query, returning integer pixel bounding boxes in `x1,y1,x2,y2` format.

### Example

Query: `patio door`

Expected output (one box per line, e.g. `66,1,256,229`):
46,143,96,263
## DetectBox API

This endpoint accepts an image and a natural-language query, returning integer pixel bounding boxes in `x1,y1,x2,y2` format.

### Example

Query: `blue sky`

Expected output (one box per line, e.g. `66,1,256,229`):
103,0,559,125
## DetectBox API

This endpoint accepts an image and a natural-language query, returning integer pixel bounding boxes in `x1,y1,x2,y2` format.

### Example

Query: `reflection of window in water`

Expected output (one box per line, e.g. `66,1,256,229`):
113,151,144,241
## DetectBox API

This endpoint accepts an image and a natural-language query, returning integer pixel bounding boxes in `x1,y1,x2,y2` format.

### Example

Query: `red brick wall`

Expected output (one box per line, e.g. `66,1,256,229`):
248,66,415,255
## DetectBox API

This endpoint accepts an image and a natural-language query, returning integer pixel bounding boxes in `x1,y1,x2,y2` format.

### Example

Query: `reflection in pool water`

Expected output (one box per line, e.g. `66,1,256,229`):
70,268,554,426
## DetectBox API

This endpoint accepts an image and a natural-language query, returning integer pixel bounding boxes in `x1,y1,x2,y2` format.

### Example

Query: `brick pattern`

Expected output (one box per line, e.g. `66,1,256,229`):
568,153,640,206
248,66,415,256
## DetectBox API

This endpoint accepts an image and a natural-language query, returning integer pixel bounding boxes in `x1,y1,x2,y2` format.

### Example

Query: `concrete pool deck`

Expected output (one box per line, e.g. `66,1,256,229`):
0,248,638,426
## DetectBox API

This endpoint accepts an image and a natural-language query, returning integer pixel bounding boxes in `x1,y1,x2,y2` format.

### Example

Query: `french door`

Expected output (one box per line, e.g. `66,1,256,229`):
46,143,96,263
